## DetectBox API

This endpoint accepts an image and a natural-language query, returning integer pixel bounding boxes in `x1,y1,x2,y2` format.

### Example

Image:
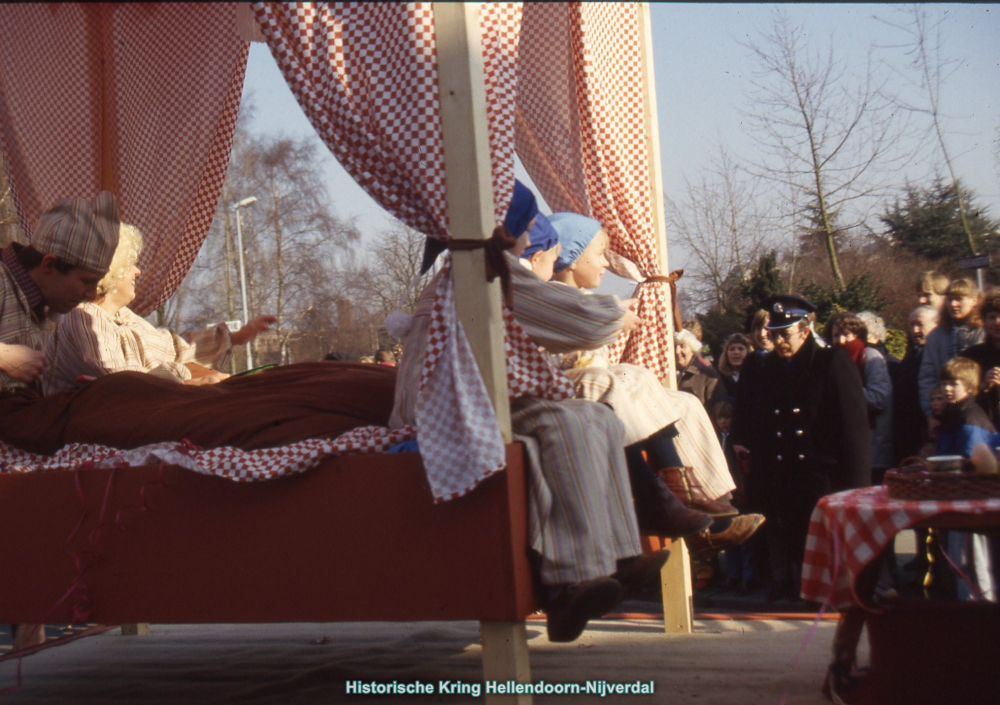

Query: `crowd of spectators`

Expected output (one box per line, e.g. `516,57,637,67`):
675,271,999,603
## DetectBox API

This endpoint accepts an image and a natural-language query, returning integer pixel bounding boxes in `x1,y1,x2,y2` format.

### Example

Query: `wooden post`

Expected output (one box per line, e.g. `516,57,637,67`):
121,623,150,636
433,5,527,703
637,2,693,635
434,2,512,442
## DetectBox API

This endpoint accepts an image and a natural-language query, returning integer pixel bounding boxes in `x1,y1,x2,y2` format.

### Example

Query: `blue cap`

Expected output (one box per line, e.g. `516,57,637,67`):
549,212,603,273
521,213,559,258
502,180,539,238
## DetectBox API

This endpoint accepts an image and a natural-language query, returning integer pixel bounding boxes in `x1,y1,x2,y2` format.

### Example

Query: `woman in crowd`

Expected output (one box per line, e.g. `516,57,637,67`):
825,312,894,480
918,278,984,430
917,270,950,314
43,224,275,393
674,328,726,413
717,333,752,399
963,291,1000,427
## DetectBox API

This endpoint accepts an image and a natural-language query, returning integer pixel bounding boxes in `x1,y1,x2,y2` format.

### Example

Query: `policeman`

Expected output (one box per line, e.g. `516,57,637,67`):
744,295,870,602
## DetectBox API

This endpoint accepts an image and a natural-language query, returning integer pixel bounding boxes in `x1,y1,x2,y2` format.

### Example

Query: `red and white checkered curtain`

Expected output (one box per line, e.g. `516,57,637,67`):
0,3,248,315
253,2,570,501
516,2,674,382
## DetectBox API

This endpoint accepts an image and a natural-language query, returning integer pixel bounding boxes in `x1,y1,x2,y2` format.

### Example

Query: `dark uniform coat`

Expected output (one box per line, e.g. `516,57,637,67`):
745,332,871,558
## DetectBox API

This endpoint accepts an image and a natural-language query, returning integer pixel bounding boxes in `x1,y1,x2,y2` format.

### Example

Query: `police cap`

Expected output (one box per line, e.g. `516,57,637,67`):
762,294,817,330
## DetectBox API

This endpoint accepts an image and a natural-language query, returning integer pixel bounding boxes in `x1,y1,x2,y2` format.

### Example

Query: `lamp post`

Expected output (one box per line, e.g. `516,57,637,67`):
231,196,258,370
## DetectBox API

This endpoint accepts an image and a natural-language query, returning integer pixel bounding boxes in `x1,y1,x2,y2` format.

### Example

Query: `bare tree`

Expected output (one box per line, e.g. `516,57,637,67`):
666,147,776,312
167,119,361,366
877,5,980,256
741,9,904,289
349,225,431,318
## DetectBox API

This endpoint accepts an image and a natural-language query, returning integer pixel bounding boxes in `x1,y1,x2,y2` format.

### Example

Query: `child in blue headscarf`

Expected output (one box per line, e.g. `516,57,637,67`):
519,213,561,282
546,212,765,558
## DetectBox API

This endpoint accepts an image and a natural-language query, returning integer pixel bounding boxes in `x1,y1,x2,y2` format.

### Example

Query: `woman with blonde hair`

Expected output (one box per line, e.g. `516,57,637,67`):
43,223,275,394
918,277,985,429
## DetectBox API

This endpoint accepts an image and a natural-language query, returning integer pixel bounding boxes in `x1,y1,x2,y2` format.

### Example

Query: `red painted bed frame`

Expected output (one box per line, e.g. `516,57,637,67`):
0,445,535,625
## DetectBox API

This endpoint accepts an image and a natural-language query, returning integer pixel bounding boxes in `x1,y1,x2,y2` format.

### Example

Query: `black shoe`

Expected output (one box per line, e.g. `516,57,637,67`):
546,578,623,643
614,549,670,600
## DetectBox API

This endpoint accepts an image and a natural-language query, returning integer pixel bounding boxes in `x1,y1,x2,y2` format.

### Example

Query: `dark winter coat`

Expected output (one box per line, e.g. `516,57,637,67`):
892,343,926,463
963,341,1000,428
747,333,871,533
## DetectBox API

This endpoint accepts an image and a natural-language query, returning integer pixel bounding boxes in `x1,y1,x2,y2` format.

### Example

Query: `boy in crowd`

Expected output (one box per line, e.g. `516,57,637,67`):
934,357,997,602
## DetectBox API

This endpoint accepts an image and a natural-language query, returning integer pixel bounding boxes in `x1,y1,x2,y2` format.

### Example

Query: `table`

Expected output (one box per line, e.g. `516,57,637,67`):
801,485,1000,609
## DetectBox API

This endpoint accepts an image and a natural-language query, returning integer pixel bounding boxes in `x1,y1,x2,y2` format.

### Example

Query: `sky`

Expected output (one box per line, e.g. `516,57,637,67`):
237,3,1000,282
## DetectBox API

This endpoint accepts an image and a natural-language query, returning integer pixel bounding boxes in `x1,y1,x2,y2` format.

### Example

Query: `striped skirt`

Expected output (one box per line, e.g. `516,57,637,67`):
512,396,641,585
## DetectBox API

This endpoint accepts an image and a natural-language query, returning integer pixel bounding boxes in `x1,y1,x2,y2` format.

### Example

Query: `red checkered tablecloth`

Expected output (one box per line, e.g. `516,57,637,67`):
801,486,1000,609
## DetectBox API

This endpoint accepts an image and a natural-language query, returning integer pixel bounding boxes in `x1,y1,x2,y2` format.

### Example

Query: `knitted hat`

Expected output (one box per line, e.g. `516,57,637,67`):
31,191,120,273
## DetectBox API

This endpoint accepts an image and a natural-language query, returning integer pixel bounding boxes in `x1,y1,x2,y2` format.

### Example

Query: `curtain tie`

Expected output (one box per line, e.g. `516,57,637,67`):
447,226,517,309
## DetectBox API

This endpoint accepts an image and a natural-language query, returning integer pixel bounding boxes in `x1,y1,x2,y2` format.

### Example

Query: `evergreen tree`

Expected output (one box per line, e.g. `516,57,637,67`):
880,179,1000,262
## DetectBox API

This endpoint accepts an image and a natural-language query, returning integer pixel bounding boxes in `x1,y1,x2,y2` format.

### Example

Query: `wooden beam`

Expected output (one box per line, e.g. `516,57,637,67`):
638,2,675,389
433,3,512,441
638,3,693,634
480,621,532,705
120,623,150,636
660,538,694,634
434,5,525,699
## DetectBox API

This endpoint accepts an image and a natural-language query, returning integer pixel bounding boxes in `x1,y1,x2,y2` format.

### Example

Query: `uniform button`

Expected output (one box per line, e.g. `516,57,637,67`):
798,454,805,460
796,429,803,436
776,432,782,438
792,408,801,414
776,455,783,461
774,409,780,415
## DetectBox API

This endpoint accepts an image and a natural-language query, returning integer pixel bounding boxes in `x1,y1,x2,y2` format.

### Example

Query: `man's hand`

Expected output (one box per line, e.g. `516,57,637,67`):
0,343,47,382
733,444,751,458
984,367,1000,392
231,315,278,346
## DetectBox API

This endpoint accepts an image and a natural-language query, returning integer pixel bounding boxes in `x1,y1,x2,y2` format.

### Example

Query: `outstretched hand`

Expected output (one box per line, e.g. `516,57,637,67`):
619,298,645,334
231,315,277,345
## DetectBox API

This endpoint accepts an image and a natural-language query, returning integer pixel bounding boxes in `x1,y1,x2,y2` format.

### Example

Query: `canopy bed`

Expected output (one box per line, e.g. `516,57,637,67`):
0,3,685,699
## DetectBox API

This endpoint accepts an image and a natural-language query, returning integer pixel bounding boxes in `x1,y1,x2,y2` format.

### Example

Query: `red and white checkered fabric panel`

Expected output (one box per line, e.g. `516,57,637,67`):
252,2,450,239
801,486,1000,608
515,3,673,382
415,259,507,502
0,4,102,241
0,426,415,481
504,307,574,401
480,3,522,222
0,4,248,316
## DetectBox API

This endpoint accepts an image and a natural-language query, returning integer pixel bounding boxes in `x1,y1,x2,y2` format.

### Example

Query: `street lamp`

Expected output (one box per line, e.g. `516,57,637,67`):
231,196,258,370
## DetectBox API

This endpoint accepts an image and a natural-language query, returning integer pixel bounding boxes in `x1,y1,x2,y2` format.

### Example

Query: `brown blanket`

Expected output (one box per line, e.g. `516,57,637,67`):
0,362,397,455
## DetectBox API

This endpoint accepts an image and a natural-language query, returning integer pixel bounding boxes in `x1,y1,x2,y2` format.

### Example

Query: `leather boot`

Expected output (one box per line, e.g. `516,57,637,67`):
656,466,738,517
626,449,713,538
685,513,766,558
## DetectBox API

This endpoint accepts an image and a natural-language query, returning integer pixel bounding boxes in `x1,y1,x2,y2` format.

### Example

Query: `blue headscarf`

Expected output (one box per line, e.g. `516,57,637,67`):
521,213,558,258
420,179,540,274
503,180,539,238
549,212,603,272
